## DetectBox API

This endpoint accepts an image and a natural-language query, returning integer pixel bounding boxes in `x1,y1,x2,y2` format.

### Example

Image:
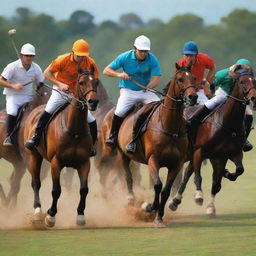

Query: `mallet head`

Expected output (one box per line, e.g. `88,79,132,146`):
8,29,16,36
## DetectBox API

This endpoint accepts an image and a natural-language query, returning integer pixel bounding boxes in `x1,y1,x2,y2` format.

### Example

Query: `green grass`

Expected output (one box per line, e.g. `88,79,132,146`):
1,131,256,255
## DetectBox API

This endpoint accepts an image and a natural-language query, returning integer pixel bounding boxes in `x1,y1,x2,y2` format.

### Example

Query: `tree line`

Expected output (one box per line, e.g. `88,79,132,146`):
0,7,255,108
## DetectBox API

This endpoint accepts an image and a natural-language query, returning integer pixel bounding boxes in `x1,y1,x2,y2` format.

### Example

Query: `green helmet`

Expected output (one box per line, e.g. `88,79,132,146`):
235,59,252,67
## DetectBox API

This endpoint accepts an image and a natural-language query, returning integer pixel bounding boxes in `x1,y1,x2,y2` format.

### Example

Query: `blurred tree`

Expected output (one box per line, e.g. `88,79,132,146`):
119,13,144,29
13,7,35,25
67,10,95,35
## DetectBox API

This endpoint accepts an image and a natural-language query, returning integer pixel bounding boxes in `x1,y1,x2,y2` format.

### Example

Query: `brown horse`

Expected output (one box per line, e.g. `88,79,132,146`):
0,84,52,206
101,64,197,227
169,72,256,216
22,70,98,227
60,81,141,196
92,81,141,200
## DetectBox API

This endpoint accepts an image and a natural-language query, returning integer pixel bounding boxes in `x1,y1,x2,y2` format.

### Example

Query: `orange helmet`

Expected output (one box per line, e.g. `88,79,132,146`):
72,39,90,56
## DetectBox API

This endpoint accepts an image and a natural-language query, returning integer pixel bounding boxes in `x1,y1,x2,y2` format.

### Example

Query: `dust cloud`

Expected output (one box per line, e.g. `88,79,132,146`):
0,163,209,230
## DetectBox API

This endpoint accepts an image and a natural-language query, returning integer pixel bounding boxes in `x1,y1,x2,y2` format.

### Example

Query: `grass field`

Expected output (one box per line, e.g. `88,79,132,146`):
0,132,256,256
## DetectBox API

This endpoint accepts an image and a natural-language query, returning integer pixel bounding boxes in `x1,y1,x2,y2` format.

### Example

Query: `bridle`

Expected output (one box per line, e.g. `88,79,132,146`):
72,71,98,109
227,73,256,105
164,67,196,104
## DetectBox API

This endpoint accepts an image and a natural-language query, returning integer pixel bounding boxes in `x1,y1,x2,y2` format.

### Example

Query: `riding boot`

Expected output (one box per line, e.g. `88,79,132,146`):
188,105,211,145
125,109,152,154
3,114,17,146
105,114,123,147
243,114,253,152
25,111,52,151
88,120,97,157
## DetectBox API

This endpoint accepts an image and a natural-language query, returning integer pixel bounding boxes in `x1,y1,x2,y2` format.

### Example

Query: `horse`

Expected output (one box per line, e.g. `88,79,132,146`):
22,69,99,228
60,80,141,197
100,64,198,227
0,83,52,206
169,72,256,216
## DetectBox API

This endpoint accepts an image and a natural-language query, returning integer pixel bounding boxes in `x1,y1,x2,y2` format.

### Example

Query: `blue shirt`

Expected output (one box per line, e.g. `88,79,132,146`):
109,50,161,91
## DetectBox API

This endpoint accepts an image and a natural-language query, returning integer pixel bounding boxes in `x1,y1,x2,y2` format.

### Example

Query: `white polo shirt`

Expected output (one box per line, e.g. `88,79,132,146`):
1,59,44,96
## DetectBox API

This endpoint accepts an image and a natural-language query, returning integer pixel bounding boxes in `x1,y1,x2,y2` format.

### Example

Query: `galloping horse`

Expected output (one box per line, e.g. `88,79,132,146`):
23,69,98,227
169,72,256,216
101,64,197,226
93,81,141,199
0,83,51,206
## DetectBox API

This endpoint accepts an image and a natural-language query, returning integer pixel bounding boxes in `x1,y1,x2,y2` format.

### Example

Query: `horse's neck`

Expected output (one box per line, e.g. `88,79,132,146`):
65,99,88,132
161,87,184,131
219,89,246,128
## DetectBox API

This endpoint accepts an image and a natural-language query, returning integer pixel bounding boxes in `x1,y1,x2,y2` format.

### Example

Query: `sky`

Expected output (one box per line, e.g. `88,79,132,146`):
1,0,256,24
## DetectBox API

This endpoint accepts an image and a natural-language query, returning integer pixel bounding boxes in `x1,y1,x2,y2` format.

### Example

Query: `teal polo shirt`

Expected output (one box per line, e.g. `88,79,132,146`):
211,68,234,94
109,50,161,91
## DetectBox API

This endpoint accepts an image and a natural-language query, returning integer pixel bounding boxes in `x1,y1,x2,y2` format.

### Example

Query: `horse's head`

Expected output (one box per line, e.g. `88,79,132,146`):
234,71,256,109
168,63,197,106
77,66,99,111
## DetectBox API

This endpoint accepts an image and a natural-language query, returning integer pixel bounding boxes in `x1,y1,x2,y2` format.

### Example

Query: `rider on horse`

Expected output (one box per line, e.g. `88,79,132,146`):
103,35,161,154
0,43,44,146
177,41,216,104
189,58,254,151
25,39,99,156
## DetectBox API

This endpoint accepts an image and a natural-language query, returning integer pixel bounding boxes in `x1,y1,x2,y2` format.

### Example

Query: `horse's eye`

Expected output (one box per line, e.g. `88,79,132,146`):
78,81,84,86
178,78,183,82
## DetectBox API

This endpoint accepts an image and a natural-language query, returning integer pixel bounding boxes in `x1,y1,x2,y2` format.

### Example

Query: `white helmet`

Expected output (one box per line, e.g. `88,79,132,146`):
134,35,150,50
20,43,36,55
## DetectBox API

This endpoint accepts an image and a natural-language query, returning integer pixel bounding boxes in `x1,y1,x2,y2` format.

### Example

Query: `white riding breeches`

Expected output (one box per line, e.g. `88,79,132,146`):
115,88,160,117
205,88,228,110
44,87,95,123
6,94,33,116
197,89,208,105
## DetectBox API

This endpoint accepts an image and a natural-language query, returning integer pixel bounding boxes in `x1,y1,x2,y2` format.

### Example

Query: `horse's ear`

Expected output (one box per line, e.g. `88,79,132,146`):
175,62,181,70
78,67,83,74
90,64,95,74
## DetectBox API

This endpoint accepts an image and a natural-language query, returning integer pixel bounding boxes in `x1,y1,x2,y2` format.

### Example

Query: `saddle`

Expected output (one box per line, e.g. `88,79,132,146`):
42,103,69,150
131,101,161,140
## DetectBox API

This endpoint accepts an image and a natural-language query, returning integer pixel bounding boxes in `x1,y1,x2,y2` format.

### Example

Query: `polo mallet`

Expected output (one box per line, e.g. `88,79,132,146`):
8,29,20,59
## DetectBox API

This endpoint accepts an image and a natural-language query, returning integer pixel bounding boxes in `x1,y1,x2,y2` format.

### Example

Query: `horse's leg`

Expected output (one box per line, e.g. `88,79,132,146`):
156,166,181,227
76,161,90,226
193,149,204,205
45,157,62,228
142,155,162,214
207,158,227,216
223,153,244,181
120,153,135,205
6,161,26,207
169,161,193,211
27,153,43,221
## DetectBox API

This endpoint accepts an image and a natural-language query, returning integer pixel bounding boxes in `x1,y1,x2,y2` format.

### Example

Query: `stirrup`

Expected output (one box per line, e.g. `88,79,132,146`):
126,141,136,154
105,136,116,147
90,148,97,157
24,137,38,151
3,136,13,146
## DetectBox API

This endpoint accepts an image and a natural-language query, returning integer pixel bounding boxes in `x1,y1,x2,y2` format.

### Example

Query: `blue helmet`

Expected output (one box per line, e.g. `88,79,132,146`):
183,41,198,55
235,58,252,67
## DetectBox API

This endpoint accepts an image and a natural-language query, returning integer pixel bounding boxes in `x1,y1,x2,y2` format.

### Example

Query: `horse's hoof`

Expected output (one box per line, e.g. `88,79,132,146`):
154,218,166,228
76,215,86,226
206,205,216,217
141,202,153,213
45,214,56,227
168,198,181,211
34,207,42,221
194,190,204,206
127,194,135,206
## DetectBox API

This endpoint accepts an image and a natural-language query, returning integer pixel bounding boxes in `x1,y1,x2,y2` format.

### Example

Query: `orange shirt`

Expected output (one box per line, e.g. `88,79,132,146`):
178,52,215,89
49,53,99,92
